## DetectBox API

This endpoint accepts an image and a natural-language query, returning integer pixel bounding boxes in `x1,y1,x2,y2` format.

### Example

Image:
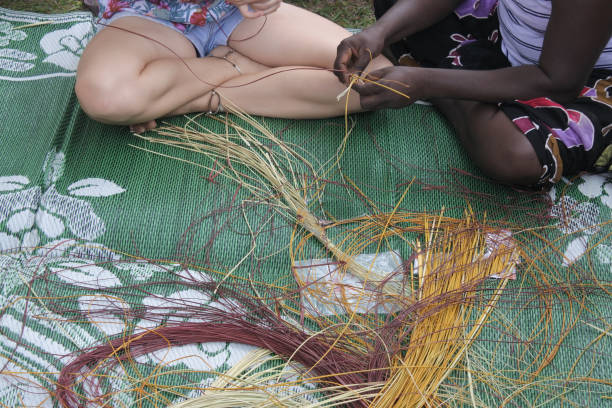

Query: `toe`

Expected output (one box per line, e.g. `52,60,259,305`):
130,120,157,133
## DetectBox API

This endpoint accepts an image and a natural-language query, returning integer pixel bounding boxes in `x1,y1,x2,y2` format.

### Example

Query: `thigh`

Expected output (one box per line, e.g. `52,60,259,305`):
78,16,197,79
227,2,351,68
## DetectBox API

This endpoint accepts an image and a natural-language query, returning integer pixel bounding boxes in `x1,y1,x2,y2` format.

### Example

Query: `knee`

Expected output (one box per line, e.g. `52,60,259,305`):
480,141,543,186
75,73,145,124
448,102,544,186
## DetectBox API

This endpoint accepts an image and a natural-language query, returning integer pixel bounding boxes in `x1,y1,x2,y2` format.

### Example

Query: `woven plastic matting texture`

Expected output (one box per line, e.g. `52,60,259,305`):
0,7,610,407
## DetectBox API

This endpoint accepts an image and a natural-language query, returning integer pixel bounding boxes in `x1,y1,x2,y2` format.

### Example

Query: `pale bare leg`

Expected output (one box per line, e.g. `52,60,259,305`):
76,17,267,125
130,46,269,132
75,4,392,128
193,3,391,118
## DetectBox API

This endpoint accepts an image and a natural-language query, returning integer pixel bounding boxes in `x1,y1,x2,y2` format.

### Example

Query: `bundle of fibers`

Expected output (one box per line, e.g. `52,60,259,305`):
292,211,514,407
311,208,612,406
54,212,519,407
54,303,376,407
132,108,407,296
371,215,511,407
41,202,611,406
169,348,382,408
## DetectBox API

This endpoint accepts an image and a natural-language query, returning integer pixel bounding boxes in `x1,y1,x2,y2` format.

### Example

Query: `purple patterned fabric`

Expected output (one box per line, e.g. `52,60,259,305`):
454,0,498,19
553,109,595,151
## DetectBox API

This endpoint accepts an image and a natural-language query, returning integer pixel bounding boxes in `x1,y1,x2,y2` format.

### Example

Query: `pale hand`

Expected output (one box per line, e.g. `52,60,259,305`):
229,0,282,18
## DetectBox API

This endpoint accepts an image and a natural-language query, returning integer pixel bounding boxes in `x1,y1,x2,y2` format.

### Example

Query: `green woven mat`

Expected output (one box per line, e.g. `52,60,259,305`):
1,8,610,407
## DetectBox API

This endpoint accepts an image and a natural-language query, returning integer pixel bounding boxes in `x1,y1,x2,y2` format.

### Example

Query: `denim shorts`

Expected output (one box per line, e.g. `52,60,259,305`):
96,7,244,57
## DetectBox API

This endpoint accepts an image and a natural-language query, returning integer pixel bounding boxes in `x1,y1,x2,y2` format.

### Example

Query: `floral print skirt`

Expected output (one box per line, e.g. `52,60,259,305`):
95,0,237,34
93,0,243,56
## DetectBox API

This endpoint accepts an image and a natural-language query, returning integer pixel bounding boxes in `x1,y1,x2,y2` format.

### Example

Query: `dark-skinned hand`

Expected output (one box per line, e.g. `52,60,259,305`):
352,66,423,110
334,27,386,84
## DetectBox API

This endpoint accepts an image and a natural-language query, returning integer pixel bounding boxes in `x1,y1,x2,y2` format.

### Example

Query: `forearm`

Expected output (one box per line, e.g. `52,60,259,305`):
372,0,462,45
418,65,582,104
355,0,611,111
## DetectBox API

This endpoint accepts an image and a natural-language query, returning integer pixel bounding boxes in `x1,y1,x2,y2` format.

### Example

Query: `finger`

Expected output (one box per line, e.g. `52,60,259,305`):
251,3,281,16
249,0,281,10
354,67,389,89
351,81,381,97
230,0,280,9
230,0,273,4
333,44,355,83
237,4,264,19
360,69,410,96
351,48,378,79
360,93,407,111
360,66,389,83
146,120,157,131
130,125,144,133
359,94,386,111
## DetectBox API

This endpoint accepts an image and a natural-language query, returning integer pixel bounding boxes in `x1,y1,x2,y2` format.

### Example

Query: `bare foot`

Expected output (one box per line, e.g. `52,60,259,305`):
129,119,157,133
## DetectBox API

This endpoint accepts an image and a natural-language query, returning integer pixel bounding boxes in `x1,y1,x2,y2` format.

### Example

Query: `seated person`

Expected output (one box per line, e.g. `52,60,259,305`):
335,0,612,187
76,0,391,133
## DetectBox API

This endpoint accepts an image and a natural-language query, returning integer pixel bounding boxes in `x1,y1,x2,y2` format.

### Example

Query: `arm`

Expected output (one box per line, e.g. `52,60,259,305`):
334,0,462,83
374,0,463,44
356,0,612,108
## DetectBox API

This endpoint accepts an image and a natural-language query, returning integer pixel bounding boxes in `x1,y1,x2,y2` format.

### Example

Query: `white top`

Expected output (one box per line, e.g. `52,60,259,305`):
497,0,612,68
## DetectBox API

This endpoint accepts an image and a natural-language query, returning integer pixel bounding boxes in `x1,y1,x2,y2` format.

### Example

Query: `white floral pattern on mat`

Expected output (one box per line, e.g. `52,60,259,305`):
0,21,35,72
550,174,611,266
0,48,36,72
40,21,93,71
576,174,612,209
0,21,26,47
0,9,94,80
0,247,254,407
0,151,125,251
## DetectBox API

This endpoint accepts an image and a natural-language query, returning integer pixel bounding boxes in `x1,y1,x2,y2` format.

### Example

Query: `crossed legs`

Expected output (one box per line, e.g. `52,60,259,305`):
75,4,541,185
432,98,543,186
76,3,391,131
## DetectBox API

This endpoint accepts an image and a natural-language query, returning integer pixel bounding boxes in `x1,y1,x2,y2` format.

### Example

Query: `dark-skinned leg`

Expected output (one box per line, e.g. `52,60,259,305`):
432,99,544,186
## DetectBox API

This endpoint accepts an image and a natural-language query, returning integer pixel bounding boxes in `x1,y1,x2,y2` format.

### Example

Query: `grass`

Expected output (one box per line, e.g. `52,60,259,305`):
0,0,375,27
289,0,374,28
0,0,83,14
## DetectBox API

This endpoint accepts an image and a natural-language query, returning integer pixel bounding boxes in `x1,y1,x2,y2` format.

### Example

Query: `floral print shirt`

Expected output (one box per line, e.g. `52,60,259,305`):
97,0,237,33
